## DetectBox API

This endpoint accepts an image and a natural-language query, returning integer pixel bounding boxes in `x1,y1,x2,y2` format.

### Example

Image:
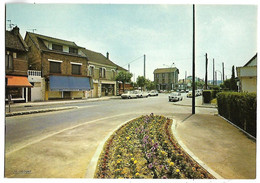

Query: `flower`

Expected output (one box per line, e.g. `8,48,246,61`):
117,160,121,164
135,173,140,177
161,150,167,156
148,163,153,169
126,137,130,140
176,169,180,173
134,160,137,164
169,162,175,167
131,158,134,162
162,175,167,179
117,155,121,158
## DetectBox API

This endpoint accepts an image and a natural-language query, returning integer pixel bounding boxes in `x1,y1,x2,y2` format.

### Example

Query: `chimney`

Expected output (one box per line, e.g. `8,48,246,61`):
106,52,109,60
12,26,20,36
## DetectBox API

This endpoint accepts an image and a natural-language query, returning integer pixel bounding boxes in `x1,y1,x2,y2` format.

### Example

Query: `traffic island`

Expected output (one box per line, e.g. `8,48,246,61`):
94,114,215,179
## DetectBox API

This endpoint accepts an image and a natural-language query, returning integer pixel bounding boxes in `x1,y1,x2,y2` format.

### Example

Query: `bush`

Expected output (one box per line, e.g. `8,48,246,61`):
216,92,256,137
202,90,212,103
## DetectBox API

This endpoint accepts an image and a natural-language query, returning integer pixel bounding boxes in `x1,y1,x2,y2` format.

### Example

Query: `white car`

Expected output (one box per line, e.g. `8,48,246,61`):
148,90,158,96
134,90,149,98
169,92,183,102
121,91,138,99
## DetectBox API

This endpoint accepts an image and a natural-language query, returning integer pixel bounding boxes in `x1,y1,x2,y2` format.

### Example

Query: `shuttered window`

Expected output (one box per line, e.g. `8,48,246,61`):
72,64,81,75
50,61,61,73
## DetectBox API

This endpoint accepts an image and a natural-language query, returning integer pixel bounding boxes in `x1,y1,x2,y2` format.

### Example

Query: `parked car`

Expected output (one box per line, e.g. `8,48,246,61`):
121,91,138,99
134,90,148,98
148,90,158,96
196,89,202,96
169,92,183,102
187,91,193,98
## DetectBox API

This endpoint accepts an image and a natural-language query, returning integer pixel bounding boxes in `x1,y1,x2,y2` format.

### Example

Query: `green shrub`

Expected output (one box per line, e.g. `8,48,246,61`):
216,92,256,137
203,90,212,103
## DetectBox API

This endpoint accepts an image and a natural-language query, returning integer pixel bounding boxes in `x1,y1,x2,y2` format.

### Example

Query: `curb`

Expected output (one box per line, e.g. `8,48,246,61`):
171,118,223,179
85,117,137,178
172,103,217,108
5,106,78,117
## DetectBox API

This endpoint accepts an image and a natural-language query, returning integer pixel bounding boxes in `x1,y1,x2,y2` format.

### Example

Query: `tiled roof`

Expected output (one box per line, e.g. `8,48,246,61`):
82,48,126,71
6,29,28,51
154,67,178,74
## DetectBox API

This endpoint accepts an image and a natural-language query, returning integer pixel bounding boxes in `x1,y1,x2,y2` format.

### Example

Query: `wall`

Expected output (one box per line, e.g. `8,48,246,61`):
25,35,42,71
241,77,257,93
6,50,28,76
71,91,84,99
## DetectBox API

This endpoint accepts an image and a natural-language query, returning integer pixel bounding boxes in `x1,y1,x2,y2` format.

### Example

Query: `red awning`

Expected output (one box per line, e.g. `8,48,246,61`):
6,75,32,87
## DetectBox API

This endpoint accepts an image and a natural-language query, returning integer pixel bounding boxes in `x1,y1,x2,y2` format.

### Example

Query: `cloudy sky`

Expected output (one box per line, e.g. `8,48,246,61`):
4,1,258,82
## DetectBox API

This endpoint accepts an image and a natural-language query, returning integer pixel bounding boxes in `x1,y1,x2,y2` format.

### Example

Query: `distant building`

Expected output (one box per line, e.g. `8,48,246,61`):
236,54,257,93
153,68,179,91
5,26,32,103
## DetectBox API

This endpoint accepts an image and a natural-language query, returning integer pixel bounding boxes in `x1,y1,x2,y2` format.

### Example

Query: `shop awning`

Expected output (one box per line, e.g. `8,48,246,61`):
6,75,32,87
49,75,91,91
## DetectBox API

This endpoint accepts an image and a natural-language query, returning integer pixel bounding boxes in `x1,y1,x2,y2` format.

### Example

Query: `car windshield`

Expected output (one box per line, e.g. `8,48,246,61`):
170,93,178,96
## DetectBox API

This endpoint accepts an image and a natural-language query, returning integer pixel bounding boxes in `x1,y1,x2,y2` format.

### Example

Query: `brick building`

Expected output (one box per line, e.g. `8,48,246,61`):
5,26,32,102
153,67,179,91
24,32,91,100
81,49,127,97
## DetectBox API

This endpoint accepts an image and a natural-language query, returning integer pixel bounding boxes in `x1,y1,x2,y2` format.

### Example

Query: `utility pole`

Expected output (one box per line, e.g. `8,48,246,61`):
128,64,130,72
205,53,208,89
215,71,217,85
192,4,195,114
213,58,215,85
144,54,146,78
222,62,225,82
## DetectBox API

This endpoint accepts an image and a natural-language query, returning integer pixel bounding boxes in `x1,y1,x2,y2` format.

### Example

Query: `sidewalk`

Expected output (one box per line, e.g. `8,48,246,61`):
173,113,256,179
173,96,217,108
5,96,120,117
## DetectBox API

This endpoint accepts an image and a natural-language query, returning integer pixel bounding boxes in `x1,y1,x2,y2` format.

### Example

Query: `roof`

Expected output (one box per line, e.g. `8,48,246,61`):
153,67,178,74
81,48,127,71
6,28,28,51
6,75,32,87
244,53,257,67
25,32,85,57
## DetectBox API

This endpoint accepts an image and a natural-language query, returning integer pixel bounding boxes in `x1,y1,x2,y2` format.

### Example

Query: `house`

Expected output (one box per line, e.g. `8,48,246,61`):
5,26,32,103
153,67,179,91
236,53,257,93
81,49,127,97
24,32,91,101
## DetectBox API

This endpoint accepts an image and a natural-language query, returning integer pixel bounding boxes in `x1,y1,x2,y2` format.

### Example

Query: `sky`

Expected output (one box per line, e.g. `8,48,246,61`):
3,1,258,82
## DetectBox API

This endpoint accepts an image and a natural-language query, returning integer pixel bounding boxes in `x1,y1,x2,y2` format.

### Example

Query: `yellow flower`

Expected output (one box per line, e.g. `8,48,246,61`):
131,158,135,161
117,160,121,164
134,160,137,164
130,154,133,156
169,162,175,167
117,155,121,158
135,173,140,176
176,169,180,173
115,169,120,172
126,137,130,140
161,151,167,155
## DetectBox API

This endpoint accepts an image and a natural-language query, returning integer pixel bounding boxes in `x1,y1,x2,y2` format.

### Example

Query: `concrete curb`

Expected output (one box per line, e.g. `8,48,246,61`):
172,103,217,108
85,117,137,178
171,118,223,179
5,96,120,108
5,106,78,117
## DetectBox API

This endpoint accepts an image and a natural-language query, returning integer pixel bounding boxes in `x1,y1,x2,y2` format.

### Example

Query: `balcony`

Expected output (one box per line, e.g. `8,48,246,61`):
28,70,42,82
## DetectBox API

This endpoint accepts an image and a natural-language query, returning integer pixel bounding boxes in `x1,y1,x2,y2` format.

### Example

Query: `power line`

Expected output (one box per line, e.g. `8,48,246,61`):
122,55,143,67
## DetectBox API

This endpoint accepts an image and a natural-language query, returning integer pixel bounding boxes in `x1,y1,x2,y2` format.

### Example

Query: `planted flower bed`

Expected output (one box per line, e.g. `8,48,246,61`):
95,114,214,179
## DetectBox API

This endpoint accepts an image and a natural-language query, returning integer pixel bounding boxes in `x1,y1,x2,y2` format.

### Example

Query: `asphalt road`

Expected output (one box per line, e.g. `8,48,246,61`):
5,93,217,178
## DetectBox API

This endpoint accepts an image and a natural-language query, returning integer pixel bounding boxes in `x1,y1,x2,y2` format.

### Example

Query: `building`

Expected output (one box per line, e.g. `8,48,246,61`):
5,26,32,103
81,49,127,97
153,68,179,91
24,32,91,101
236,53,257,93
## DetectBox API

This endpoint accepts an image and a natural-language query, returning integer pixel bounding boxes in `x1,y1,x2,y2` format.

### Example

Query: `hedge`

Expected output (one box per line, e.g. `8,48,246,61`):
202,90,212,103
216,92,257,138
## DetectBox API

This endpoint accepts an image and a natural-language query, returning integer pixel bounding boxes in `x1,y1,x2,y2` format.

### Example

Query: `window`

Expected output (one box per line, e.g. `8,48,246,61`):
50,61,61,73
99,68,106,78
52,44,63,52
72,64,81,75
5,51,13,70
69,47,78,54
162,73,165,78
112,70,116,79
89,66,94,77
156,74,159,78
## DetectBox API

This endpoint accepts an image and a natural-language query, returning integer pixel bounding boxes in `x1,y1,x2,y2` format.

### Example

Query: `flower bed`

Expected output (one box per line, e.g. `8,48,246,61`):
95,114,215,179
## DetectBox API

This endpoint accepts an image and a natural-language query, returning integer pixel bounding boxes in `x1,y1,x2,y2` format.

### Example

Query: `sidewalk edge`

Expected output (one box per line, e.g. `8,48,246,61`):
171,119,224,179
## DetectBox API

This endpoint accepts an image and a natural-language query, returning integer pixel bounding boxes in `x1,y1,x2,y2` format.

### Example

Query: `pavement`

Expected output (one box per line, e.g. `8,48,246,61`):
4,95,256,179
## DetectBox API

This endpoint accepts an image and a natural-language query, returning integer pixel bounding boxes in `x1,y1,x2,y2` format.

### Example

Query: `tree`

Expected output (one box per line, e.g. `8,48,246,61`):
136,76,146,91
230,65,238,91
146,79,156,91
115,71,133,92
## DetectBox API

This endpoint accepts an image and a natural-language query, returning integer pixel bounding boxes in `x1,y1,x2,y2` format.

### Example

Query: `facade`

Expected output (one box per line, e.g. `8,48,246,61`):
5,26,32,103
81,49,127,98
153,68,179,91
236,54,257,93
24,32,91,101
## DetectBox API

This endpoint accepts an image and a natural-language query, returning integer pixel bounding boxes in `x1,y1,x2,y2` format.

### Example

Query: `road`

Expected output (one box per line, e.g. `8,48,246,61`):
5,93,217,178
